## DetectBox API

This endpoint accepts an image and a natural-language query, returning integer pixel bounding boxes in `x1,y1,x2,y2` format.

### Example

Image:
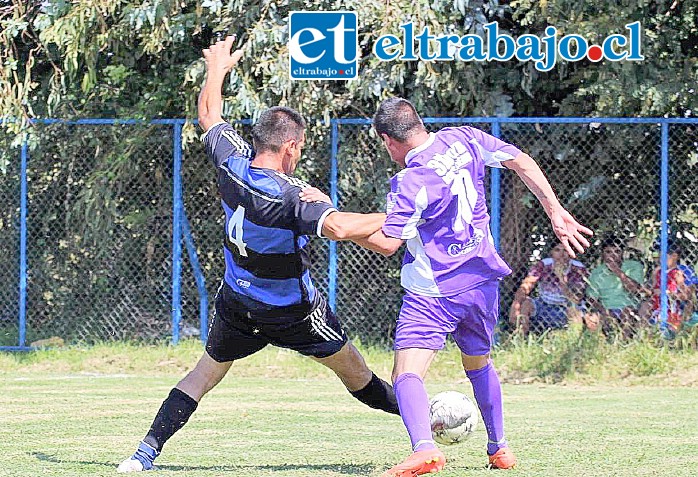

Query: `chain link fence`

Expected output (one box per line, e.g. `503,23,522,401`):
0,129,20,347
669,124,698,336
333,119,698,343
1,118,696,349
670,125,698,273
2,122,176,346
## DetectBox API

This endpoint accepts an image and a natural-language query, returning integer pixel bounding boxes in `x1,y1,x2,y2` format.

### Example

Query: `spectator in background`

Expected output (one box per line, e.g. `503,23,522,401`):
646,242,696,335
586,236,646,338
509,243,587,335
687,258,698,328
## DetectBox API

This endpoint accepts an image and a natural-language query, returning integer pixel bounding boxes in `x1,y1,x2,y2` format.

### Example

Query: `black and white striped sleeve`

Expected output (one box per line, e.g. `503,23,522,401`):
201,121,254,167
277,174,337,238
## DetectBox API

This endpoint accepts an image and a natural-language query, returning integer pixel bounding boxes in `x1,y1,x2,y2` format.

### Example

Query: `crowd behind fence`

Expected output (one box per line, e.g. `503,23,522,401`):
0,117,696,351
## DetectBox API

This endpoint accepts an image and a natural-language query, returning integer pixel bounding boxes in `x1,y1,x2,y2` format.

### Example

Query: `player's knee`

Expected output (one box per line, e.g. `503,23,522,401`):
461,353,489,371
390,370,400,385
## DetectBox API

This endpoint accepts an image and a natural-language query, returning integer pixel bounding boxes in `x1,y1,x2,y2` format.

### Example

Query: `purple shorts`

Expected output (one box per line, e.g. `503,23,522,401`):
394,280,499,356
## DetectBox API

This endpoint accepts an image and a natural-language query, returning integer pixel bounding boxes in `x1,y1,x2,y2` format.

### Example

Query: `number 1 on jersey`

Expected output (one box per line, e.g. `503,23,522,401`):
227,205,248,257
450,169,478,232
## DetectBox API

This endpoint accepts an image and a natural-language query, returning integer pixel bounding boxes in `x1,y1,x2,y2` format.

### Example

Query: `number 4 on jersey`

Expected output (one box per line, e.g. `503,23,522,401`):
227,205,248,257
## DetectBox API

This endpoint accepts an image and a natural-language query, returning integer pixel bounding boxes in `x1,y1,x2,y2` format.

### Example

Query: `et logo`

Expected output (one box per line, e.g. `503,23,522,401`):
288,11,358,80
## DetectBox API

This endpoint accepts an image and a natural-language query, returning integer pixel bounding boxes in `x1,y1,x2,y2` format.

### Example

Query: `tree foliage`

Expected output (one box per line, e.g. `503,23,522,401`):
0,1,696,343
2,0,696,125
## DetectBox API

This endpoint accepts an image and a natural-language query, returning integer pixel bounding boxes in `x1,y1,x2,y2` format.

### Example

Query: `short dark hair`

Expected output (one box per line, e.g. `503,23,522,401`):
667,241,683,257
252,106,306,153
601,235,623,251
373,97,426,142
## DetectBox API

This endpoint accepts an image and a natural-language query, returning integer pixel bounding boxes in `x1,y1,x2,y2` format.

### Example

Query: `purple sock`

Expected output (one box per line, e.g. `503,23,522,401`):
394,373,436,451
465,361,507,455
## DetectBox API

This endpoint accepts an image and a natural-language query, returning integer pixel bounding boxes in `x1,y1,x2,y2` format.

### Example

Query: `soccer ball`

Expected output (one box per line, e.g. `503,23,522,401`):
430,391,479,445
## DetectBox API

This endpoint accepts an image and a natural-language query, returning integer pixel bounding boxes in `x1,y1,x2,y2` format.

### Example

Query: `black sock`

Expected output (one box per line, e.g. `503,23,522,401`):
143,388,199,452
349,373,400,415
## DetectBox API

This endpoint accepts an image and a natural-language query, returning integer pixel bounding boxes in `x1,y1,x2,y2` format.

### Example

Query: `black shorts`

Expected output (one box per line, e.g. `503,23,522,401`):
205,282,348,362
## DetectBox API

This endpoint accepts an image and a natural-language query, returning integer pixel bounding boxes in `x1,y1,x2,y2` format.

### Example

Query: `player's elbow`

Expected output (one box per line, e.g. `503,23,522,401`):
380,243,401,257
322,215,351,241
376,238,403,257
505,153,535,172
330,227,350,241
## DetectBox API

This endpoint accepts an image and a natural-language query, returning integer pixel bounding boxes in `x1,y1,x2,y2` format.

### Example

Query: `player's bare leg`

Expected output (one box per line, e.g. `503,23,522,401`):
176,351,233,400
314,341,400,414
117,352,232,472
382,348,445,477
462,353,516,470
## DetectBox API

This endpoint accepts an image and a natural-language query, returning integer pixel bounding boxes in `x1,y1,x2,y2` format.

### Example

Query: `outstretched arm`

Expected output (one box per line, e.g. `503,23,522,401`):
198,36,244,132
504,153,593,257
300,187,404,253
353,230,404,257
321,212,386,241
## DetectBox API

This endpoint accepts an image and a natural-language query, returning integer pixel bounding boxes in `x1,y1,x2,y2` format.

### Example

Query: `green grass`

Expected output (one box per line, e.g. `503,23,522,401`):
1,343,698,476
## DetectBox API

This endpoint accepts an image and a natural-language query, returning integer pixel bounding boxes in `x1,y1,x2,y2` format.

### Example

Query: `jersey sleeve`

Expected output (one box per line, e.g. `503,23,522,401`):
284,185,337,237
458,126,522,168
382,167,446,240
201,121,254,167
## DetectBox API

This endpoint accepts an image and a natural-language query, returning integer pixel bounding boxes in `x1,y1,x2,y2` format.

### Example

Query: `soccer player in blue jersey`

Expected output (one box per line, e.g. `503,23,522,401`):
117,36,399,472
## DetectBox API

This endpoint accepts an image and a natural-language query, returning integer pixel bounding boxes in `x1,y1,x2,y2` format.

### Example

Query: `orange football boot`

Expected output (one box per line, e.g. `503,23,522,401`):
381,448,446,476
488,448,517,469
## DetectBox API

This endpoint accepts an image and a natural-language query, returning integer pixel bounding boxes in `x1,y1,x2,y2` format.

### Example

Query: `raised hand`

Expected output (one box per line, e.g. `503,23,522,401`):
202,35,244,76
550,207,593,258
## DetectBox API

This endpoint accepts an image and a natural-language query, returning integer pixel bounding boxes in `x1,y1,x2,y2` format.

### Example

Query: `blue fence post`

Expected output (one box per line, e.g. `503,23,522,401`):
19,135,28,348
659,122,669,331
490,120,502,249
328,120,339,312
171,122,183,345
182,210,208,343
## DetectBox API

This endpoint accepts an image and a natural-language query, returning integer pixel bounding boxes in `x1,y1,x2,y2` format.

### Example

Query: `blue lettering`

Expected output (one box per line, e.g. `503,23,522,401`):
515,34,544,62
485,22,515,61
536,26,557,72
626,21,644,60
416,26,436,60
602,34,628,61
374,34,401,61
558,34,588,61
435,35,460,60
399,23,417,60
458,35,486,61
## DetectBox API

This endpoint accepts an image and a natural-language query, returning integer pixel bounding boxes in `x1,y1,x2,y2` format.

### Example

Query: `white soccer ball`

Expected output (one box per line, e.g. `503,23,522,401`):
430,391,479,445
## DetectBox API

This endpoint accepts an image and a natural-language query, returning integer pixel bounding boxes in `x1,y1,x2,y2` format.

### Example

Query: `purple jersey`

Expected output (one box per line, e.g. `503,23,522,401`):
382,126,521,297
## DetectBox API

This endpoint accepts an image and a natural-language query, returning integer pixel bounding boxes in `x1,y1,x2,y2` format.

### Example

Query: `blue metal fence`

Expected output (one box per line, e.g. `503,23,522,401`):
1,116,696,350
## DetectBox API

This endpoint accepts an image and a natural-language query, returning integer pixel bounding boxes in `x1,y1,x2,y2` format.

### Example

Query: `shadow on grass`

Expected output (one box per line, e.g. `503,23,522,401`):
31,451,381,475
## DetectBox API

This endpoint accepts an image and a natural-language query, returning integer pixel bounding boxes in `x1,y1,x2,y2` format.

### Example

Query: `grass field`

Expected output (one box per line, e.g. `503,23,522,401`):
1,342,697,477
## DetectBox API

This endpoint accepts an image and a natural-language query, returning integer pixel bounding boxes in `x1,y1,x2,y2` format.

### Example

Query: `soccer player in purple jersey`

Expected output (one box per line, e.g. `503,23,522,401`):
307,98,592,476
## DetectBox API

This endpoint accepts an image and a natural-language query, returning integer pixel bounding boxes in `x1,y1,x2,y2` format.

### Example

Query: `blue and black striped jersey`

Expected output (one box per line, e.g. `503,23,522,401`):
202,122,336,311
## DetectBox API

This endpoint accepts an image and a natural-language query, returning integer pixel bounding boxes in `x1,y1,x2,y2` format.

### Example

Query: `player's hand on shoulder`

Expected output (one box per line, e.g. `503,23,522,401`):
299,187,332,205
550,207,593,258
202,35,244,74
